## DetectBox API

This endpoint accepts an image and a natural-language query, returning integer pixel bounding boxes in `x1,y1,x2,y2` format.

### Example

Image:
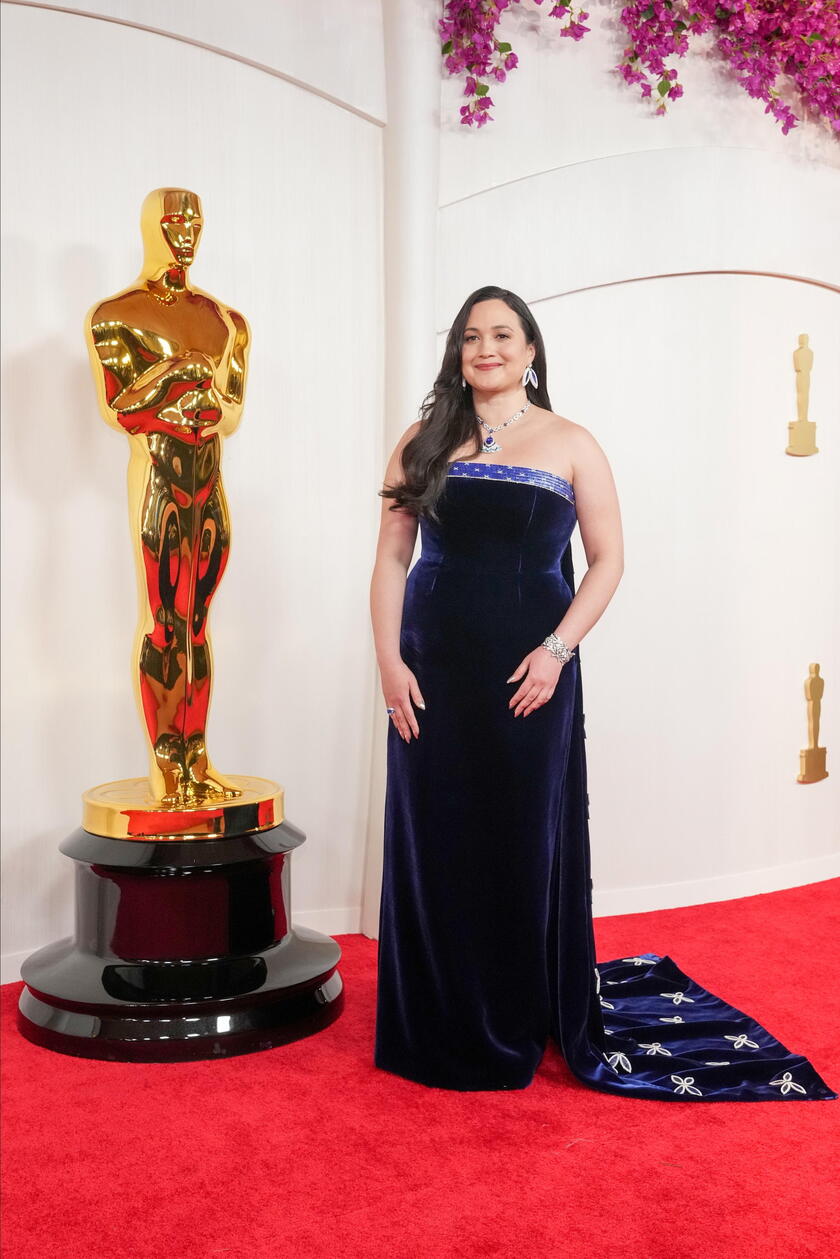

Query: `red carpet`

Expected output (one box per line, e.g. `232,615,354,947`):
2,880,838,1259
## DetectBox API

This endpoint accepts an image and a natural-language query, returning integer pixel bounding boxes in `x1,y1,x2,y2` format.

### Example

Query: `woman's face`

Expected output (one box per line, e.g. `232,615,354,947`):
460,299,534,396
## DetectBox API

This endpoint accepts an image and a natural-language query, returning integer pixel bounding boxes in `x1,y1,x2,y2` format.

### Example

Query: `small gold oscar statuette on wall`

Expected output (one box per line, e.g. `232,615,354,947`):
785,334,819,457
797,663,829,784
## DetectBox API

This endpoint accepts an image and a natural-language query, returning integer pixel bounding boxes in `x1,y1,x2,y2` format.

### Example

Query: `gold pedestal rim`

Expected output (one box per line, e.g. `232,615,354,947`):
82,775,285,841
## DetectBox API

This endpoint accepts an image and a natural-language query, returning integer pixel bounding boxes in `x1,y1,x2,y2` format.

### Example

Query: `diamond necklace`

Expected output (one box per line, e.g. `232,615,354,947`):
475,401,531,453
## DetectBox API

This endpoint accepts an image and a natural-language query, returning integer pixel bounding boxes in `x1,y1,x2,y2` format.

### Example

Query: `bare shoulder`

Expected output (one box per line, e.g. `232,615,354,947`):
548,411,597,449
401,418,423,444
395,419,422,465
549,415,612,480
384,420,423,485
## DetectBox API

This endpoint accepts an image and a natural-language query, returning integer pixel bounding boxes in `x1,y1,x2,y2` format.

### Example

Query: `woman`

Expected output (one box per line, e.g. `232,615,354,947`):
369,285,835,1101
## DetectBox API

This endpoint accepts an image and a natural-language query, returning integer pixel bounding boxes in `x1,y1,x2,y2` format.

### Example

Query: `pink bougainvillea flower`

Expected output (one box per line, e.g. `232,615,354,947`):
563,21,591,41
439,0,840,135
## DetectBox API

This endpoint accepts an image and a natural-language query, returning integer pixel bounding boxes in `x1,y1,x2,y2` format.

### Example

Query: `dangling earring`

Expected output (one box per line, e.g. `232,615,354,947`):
461,376,468,390
522,363,538,389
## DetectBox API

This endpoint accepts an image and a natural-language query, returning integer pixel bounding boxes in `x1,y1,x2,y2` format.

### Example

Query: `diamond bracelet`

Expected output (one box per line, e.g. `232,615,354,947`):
541,633,576,663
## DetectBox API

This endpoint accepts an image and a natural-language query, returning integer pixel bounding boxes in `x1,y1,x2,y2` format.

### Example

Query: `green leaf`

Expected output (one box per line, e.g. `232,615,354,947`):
641,6,655,19
475,82,490,96
497,42,512,53
657,78,670,96
673,21,687,33
442,40,453,54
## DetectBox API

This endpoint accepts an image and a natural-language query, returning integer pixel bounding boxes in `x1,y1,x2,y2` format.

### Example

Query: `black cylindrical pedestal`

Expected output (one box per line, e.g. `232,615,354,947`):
17,822,343,1061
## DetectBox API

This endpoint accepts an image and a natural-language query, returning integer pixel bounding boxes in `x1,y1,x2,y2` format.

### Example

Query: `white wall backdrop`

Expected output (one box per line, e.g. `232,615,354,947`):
506,277,839,909
438,0,840,201
9,0,386,121
0,1,386,980
3,0,839,979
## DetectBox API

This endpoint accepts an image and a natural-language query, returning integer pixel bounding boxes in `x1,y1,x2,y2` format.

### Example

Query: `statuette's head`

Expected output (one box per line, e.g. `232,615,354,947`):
798,333,809,346
141,187,203,272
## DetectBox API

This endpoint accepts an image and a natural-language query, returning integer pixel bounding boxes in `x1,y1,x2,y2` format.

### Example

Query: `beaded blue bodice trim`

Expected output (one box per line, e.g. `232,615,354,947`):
447,460,575,505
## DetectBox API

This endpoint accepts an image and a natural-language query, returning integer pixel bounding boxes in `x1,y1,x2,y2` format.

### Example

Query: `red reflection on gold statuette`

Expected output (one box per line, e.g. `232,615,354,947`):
86,189,249,813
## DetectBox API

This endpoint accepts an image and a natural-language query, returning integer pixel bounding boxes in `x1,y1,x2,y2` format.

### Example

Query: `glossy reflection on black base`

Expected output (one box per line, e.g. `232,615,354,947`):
17,823,344,1062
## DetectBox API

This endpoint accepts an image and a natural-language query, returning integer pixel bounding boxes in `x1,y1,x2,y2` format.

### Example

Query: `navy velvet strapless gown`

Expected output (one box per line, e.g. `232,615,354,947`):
375,460,837,1101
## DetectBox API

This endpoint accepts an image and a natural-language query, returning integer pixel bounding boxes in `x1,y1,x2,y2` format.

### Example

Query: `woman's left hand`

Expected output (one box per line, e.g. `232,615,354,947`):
506,647,565,718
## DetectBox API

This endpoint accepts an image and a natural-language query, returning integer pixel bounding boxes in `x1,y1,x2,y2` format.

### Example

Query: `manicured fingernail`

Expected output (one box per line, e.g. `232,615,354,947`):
418,703,426,710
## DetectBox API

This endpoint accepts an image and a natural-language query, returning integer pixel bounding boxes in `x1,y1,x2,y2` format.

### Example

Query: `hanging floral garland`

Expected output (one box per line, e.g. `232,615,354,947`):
439,1,840,135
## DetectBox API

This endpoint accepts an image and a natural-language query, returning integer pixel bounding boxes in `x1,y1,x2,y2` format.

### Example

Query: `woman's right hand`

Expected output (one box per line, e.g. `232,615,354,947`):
379,659,425,742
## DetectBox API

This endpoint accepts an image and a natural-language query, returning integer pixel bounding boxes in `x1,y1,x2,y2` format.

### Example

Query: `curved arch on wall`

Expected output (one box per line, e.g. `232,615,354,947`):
437,147,840,325
436,268,840,342
440,144,840,211
526,268,839,311
2,0,387,124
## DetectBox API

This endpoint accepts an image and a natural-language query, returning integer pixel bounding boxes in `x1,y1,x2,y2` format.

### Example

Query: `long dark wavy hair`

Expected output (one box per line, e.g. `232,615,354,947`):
380,285,553,523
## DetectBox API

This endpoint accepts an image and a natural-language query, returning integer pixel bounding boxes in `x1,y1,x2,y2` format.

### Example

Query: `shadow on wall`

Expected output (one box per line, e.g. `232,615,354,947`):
2,240,143,827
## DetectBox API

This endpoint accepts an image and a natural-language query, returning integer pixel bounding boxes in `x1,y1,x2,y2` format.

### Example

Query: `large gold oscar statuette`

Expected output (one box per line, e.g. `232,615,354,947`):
83,187,281,839
785,334,819,457
16,191,343,1061
797,663,829,784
